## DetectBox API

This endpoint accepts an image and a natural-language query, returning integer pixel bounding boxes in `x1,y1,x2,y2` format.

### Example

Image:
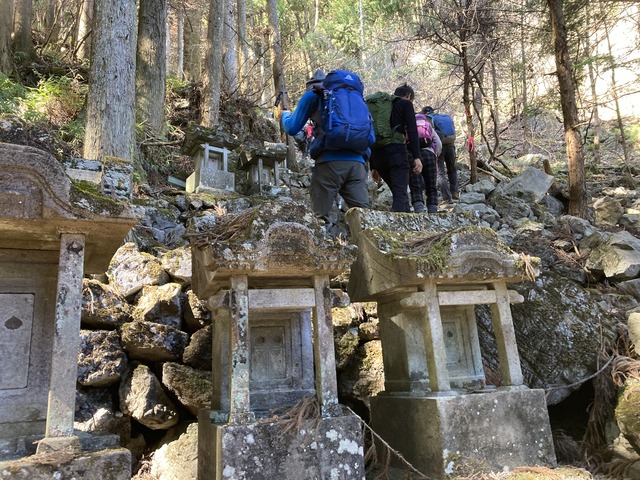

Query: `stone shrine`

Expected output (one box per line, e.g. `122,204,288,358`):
191,200,365,480
346,208,556,479
182,126,240,194
0,144,138,478
238,142,288,195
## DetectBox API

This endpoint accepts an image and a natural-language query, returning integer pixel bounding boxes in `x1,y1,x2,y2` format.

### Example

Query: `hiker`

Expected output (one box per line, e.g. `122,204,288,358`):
408,110,442,213
367,84,422,213
423,106,459,204
278,69,375,230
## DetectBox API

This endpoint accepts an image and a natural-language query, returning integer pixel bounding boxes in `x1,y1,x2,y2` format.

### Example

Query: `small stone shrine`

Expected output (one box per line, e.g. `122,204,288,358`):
182,125,241,194
346,208,556,479
238,142,288,195
191,200,365,480
0,144,139,478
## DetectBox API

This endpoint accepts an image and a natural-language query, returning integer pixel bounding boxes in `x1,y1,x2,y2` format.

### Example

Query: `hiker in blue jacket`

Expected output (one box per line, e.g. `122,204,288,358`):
278,69,375,229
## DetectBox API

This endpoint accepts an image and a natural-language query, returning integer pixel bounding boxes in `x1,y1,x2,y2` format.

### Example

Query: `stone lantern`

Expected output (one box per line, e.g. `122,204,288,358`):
346,208,556,479
191,201,365,480
0,144,139,478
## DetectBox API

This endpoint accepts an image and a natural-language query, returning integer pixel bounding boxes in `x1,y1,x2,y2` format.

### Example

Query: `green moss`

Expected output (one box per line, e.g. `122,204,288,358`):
376,225,525,276
70,179,126,216
103,155,132,168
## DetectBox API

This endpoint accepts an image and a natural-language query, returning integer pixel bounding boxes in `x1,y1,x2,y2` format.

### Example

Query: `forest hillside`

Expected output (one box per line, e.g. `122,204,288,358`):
1,1,640,479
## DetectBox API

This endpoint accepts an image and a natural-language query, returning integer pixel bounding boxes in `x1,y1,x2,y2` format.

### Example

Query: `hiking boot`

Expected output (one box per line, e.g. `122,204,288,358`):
412,201,426,213
427,205,438,214
452,193,460,200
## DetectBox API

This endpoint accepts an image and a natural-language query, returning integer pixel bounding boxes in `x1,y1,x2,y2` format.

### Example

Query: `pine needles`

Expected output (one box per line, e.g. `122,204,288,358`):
187,206,257,247
518,253,538,282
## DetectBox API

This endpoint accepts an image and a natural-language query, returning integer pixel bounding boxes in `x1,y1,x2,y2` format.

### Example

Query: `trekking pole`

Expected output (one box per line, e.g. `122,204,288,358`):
274,90,293,170
274,90,290,111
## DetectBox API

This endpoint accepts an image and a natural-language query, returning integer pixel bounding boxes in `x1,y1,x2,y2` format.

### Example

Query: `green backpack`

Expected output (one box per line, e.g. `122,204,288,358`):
365,92,406,148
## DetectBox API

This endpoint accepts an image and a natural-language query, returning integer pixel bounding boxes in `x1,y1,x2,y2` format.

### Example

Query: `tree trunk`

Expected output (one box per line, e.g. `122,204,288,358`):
520,0,530,155
76,0,93,62
13,0,36,60
183,3,204,82
258,29,270,107
83,0,137,163
223,0,238,94
547,0,587,218
175,7,185,80
44,0,60,45
266,0,298,172
0,0,14,75
461,36,477,184
237,0,249,94
603,14,630,166
266,0,285,97
358,0,365,67
136,0,168,137
202,0,225,127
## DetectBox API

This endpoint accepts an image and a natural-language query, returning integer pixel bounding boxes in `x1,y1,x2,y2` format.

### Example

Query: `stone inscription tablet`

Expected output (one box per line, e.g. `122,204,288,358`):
0,188,42,219
0,293,34,389
251,326,287,382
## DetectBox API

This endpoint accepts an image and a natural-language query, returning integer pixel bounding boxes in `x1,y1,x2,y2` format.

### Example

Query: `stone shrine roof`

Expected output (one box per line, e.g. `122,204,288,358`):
191,201,356,297
0,143,140,273
346,208,539,301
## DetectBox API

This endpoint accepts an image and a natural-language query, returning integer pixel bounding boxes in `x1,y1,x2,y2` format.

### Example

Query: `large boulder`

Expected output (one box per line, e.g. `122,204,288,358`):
119,363,179,430
182,325,212,370
150,423,198,480
161,246,192,285
584,231,640,281
337,340,385,414
77,330,128,387
132,283,184,329
120,321,188,362
75,386,131,446
183,290,212,333
593,196,624,226
162,363,211,415
489,166,554,205
81,278,131,329
615,377,640,455
477,272,617,404
106,242,169,298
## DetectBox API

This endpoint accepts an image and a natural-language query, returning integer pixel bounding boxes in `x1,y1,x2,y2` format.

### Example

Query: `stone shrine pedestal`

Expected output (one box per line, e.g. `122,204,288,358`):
191,201,365,480
371,388,552,478
346,209,556,479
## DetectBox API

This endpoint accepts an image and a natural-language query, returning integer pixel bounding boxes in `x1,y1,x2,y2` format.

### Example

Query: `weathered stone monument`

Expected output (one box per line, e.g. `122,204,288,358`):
346,208,556,479
191,201,365,480
182,126,241,194
0,144,138,478
238,142,288,195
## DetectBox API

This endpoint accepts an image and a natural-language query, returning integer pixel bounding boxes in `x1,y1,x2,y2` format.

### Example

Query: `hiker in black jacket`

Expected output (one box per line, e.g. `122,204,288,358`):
370,84,422,212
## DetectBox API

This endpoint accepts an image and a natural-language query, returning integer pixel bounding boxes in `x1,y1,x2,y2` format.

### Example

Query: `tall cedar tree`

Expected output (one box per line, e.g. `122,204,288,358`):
83,0,138,162
136,0,168,137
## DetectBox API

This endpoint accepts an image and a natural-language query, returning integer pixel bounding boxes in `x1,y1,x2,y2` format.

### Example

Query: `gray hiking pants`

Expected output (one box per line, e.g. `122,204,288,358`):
310,160,369,223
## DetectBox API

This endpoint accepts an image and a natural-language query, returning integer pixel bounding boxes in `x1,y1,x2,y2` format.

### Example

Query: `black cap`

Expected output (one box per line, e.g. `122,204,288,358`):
422,106,434,114
305,69,326,90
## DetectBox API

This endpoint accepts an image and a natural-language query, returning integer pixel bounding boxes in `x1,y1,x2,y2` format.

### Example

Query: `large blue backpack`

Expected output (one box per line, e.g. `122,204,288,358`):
308,70,374,159
429,113,456,144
